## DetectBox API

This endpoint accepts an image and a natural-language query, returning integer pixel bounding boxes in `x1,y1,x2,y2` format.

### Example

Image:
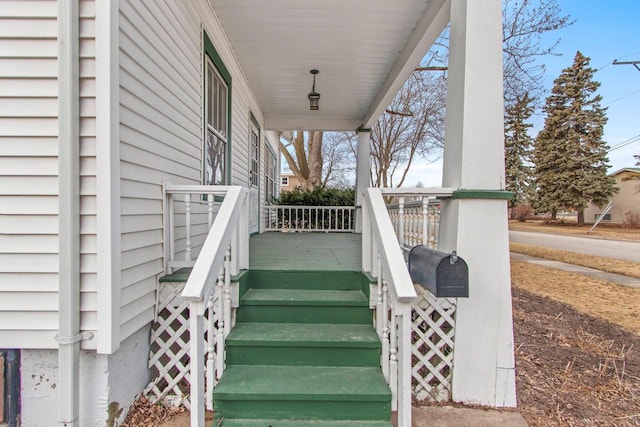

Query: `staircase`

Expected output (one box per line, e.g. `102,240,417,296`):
213,270,392,426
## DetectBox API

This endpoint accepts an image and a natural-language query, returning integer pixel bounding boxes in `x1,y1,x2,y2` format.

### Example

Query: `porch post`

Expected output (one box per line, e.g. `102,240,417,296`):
355,127,371,233
439,0,516,407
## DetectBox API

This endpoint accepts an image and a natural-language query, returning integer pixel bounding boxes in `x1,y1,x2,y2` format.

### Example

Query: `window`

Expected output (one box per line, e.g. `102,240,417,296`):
595,213,611,221
204,56,228,185
249,119,259,187
265,148,277,203
281,176,289,186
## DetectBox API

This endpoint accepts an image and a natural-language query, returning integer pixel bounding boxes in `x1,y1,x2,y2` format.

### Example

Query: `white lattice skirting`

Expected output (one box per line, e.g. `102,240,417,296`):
411,286,457,402
144,282,456,407
144,281,220,409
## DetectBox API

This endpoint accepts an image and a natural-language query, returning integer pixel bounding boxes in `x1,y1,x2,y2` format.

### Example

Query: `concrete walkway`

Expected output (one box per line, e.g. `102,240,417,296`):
163,406,529,427
397,406,528,427
510,230,640,263
511,252,640,288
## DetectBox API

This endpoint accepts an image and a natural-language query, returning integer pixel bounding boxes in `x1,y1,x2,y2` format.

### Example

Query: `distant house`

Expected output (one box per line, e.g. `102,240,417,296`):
280,173,302,193
584,168,640,224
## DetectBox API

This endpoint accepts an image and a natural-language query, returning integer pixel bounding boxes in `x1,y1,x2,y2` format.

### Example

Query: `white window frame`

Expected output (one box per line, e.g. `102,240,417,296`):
249,120,260,188
281,176,289,186
203,55,228,185
265,147,278,203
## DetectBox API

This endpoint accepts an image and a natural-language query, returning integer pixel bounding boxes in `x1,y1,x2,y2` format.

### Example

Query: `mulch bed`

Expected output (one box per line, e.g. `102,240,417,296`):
120,396,184,427
513,287,640,426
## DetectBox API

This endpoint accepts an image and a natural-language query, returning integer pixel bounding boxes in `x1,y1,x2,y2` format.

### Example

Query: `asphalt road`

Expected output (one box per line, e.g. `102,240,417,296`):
509,230,640,263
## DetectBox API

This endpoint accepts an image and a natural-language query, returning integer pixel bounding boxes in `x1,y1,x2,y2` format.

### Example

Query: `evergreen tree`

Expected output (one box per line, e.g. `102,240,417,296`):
533,51,616,224
504,93,535,207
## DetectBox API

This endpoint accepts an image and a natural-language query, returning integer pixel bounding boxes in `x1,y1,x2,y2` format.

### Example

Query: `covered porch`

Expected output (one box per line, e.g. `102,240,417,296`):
148,0,515,425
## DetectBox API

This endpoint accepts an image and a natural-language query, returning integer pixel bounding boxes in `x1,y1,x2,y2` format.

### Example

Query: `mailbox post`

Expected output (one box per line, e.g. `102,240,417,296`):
408,246,468,298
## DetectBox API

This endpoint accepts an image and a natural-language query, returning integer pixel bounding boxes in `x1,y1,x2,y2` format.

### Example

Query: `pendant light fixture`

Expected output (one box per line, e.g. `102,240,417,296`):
308,69,320,110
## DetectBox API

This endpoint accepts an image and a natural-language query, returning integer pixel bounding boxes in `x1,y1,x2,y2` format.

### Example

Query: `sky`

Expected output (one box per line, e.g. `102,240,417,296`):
403,0,640,188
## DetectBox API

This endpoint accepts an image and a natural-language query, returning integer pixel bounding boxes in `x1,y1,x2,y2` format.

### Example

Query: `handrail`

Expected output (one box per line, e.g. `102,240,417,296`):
162,184,248,427
361,187,417,427
364,188,417,303
380,187,456,197
181,186,247,304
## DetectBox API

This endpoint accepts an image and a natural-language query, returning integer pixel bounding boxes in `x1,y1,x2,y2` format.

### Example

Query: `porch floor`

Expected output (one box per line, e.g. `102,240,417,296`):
249,232,361,271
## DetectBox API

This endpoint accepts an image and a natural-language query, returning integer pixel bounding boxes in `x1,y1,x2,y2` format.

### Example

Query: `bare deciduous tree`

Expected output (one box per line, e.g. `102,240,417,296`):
370,70,446,187
502,0,573,103
279,131,324,190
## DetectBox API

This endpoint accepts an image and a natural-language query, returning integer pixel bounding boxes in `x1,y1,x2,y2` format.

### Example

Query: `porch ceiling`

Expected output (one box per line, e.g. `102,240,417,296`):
210,0,449,131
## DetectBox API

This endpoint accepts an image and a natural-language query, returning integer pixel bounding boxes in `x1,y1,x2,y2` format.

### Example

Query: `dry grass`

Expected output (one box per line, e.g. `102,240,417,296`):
509,220,640,241
510,242,640,279
511,260,640,335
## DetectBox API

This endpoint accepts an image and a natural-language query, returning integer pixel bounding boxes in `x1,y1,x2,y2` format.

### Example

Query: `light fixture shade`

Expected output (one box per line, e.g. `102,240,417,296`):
308,69,320,110
308,91,320,110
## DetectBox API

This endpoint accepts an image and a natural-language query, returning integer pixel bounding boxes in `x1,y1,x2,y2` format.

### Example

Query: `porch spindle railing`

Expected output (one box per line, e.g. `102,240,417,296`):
264,205,355,232
160,184,248,427
381,188,454,253
379,187,460,405
361,187,417,427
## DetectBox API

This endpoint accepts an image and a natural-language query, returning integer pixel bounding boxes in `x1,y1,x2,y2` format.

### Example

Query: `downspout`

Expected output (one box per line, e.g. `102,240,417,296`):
4,350,20,427
56,0,86,425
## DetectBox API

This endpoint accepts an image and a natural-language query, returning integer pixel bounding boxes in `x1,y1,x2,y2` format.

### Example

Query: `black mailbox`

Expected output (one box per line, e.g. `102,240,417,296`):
408,246,469,298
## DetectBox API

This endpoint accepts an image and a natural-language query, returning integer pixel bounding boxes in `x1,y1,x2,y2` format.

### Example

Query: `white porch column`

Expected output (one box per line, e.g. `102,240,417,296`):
439,0,516,407
355,127,371,233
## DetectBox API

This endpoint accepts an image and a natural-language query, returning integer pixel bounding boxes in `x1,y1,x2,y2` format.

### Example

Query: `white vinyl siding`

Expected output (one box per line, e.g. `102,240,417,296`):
0,0,59,348
118,0,203,341
116,0,280,343
79,0,98,342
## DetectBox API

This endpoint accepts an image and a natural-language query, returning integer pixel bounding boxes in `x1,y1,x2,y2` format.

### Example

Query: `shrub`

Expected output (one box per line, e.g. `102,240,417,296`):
276,187,355,206
510,205,534,222
623,210,640,229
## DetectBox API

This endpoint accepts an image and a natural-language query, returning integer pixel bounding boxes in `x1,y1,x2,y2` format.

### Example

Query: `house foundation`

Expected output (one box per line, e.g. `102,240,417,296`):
20,325,151,426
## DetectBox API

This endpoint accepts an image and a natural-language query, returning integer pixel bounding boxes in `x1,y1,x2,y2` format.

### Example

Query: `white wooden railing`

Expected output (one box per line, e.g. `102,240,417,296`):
264,205,355,232
163,184,248,427
381,188,455,252
380,187,458,405
361,187,418,427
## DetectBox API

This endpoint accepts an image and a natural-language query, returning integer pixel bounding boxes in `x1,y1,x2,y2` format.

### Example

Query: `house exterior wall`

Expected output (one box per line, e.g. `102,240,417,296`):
0,0,98,350
0,0,60,349
20,325,151,427
79,0,99,346
584,169,640,223
116,0,279,344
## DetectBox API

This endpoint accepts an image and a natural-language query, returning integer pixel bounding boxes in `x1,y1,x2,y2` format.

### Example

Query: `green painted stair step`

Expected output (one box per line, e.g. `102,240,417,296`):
226,323,381,367
248,270,364,290
218,419,393,426
241,289,368,306
237,289,371,324
214,365,391,421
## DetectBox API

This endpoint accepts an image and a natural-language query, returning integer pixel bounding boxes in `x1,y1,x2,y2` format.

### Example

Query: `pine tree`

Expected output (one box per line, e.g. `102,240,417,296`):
504,93,535,208
533,51,617,224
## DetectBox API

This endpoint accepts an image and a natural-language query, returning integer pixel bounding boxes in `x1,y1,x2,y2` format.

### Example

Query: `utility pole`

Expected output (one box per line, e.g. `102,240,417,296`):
613,59,640,72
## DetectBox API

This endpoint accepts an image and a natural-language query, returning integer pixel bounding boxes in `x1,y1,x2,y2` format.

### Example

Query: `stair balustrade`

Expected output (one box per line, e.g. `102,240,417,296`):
162,184,249,427
361,188,419,427
379,187,460,406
